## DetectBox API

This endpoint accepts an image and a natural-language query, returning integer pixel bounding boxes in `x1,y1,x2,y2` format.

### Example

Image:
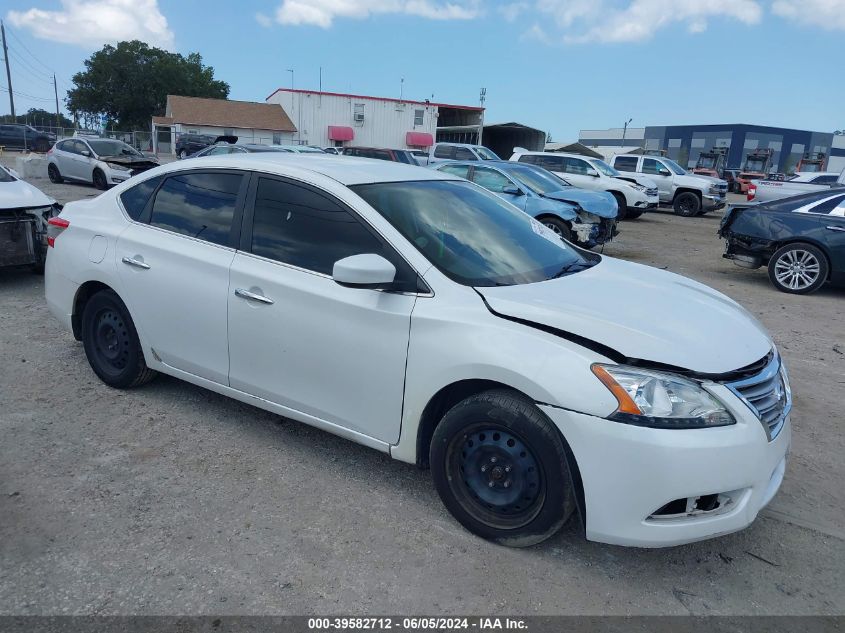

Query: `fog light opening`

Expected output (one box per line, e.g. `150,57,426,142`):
648,491,740,521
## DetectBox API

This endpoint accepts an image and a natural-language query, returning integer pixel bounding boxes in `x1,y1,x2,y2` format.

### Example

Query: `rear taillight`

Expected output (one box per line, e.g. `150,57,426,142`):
47,216,70,247
747,186,756,202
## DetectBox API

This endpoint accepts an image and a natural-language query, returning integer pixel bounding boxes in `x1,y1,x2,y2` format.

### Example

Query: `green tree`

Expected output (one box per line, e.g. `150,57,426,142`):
0,108,74,128
66,40,229,130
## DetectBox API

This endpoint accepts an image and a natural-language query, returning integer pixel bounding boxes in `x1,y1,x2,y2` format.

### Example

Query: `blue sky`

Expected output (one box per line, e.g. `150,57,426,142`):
3,0,845,140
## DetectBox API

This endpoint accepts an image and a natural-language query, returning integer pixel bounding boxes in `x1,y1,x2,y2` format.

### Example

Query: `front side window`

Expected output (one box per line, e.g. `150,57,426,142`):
353,180,593,287
433,145,453,159
642,158,663,175
150,172,243,246
250,177,385,275
472,167,512,193
563,157,590,175
540,155,566,172
120,176,163,221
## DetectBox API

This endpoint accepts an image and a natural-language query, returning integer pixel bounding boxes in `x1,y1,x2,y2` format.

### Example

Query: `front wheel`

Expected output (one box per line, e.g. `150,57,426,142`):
673,192,701,217
610,192,628,221
767,243,828,294
430,390,576,547
539,216,572,242
179,149,187,159
81,289,157,388
47,163,63,184
92,168,108,190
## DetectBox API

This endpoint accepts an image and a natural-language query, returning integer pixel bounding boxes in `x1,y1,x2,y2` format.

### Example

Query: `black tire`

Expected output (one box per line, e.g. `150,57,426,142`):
178,149,187,159
81,289,157,388
673,191,701,217
539,216,572,242
625,209,644,220
610,192,629,220
92,168,108,190
47,163,63,184
430,390,575,547
767,242,828,294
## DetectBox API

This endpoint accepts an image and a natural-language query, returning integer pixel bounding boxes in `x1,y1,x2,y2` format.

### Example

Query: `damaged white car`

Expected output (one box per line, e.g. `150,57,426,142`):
0,165,61,272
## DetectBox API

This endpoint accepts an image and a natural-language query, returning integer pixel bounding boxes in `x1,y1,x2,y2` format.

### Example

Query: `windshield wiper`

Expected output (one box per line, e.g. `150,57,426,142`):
550,261,594,279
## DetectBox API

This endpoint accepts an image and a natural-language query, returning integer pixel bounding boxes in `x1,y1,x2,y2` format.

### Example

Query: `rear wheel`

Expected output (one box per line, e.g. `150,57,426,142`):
35,139,50,153
610,192,629,220
92,168,108,190
673,192,701,217
47,163,63,184
430,390,575,547
81,289,157,388
539,216,572,242
767,243,828,294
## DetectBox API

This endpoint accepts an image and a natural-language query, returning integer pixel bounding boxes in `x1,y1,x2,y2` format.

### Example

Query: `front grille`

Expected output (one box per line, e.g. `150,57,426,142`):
724,353,790,441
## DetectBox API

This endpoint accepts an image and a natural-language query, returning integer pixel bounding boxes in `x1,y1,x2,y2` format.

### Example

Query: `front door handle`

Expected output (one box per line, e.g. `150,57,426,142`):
122,256,150,269
234,288,274,304
826,225,845,232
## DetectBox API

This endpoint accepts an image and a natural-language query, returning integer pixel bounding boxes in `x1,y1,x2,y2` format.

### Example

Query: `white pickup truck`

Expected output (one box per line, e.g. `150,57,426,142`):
749,169,845,203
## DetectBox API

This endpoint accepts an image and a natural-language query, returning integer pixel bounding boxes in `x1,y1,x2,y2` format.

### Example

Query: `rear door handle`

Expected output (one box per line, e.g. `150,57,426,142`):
234,288,274,304
122,256,150,269
826,225,845,232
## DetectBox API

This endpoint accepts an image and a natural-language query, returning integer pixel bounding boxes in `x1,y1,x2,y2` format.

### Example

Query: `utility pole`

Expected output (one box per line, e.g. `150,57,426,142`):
1,21,15,118
621,117,633,147
53,73,60,130
478,87,486,146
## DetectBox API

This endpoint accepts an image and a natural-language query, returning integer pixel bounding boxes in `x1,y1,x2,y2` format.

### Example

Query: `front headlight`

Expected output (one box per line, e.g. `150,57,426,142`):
109,163,130,172
629,183,645,192
709,184,721,194
592,364,735,429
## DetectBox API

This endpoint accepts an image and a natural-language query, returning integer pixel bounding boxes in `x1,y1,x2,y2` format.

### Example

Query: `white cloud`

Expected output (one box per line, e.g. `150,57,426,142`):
531,0,763,43
500,2,529,22
772,0,845,30
7,0,175,50
269,0,481,28
256,12,274,27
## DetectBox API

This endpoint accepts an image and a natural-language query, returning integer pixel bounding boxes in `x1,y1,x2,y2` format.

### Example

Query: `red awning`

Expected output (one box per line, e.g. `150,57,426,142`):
328,126,354,141
406,131,434,147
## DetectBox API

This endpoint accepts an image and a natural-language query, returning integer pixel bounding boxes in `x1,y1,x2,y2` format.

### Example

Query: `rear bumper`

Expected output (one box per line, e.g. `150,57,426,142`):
44,256,79,332
540,397,790,547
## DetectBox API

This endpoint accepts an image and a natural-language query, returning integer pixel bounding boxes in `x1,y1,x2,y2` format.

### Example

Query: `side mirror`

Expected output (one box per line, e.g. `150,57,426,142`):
332,254,396,289
586,168,599,177
502,185,523,195
659,169,671,176
80,150,91,157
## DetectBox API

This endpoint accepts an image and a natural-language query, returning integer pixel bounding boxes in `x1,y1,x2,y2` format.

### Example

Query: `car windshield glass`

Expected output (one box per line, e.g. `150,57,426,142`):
88,140,141,157
352,180,594,287
589,159,621,177
0,166,16,182
662,158,686,175
506,164,571,194
476,147,500,160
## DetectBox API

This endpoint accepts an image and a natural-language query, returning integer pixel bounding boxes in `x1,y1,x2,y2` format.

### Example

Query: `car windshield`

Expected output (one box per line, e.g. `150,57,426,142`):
505,164,571,194
0,166,16,183
662,158,687,175
589,159,621,177
88,140,142,157
352,180,594,287
476,147,500,160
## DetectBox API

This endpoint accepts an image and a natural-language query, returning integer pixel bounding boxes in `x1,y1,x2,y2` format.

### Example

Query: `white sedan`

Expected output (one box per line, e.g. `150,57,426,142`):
47,137,159,189
45,154,791,547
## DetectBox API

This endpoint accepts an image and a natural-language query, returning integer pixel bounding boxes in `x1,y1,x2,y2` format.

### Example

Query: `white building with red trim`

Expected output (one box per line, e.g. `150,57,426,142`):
265,88,484,150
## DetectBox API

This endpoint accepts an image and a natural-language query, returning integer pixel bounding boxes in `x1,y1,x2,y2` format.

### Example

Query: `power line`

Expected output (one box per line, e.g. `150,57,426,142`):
5,24,56,75
0,85,53,102
6,46,54,83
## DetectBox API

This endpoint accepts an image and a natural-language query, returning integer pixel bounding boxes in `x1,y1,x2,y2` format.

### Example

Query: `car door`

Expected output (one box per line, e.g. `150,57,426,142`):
61,140,90,180
116,169,247,384
815,196,845,280
643,158,673,200
227,174,419,443
471,165,528,211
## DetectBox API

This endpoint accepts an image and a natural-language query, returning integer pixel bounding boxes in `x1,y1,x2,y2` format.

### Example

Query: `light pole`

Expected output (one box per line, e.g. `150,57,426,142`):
621,117,632,147
286,69,300,143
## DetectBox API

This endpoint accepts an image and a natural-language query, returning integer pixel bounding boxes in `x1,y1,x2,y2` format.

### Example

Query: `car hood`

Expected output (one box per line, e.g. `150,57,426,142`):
677,173,726,188
613,175,658,189
101,155,159,167
0,178,56,210
476,257,772,375
541,189,617,218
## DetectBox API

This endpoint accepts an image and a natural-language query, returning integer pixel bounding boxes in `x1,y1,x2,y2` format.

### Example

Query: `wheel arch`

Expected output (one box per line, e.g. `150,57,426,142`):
672,187,702,202
71,280,118,340
414,378,587,529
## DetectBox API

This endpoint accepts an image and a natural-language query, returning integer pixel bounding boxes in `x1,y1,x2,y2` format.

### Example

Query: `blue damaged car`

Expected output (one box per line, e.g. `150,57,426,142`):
434,160,618,249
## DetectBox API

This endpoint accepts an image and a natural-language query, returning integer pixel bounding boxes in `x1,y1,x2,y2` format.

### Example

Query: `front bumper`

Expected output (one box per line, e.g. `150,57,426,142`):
703,194,726,211
105,168,132,184
540,393,790,547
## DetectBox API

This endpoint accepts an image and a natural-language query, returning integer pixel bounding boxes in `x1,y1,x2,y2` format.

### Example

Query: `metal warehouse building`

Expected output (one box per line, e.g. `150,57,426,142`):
579,124,845,174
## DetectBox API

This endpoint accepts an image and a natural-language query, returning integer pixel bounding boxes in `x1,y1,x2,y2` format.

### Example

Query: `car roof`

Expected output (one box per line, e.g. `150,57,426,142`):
157,153,459,185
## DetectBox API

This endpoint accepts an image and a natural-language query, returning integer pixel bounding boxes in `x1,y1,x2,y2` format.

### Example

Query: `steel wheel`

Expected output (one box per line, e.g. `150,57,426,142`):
767,243,828,294
92,308,132,374
448,424,544,530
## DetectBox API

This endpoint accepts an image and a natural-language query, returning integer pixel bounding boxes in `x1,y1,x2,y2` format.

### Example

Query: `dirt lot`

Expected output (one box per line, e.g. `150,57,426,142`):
1,155,843,616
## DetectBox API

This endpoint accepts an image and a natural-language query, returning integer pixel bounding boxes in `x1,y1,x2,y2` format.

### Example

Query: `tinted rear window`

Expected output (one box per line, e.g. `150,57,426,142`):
150,172,242,246
120,176,162,221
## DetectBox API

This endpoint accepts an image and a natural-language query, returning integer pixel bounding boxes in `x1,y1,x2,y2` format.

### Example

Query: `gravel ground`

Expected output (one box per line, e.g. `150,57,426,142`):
1,154,843,616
